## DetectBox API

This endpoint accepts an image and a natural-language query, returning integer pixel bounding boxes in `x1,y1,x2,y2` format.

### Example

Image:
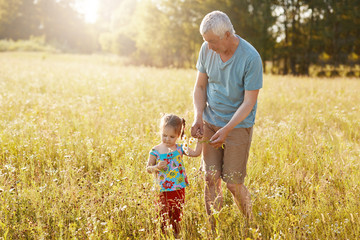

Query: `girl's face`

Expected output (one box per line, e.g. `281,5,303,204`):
161,126,179,148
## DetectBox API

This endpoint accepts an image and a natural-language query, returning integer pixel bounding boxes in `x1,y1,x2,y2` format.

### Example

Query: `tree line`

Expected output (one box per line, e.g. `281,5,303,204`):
0,0,359,75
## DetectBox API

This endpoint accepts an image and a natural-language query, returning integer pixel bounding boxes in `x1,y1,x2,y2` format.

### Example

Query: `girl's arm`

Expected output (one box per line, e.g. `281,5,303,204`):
146,154,159,173
185,140,202,157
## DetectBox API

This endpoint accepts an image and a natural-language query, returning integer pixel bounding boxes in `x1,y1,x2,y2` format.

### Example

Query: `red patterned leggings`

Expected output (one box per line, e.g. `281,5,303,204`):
158,188,185,235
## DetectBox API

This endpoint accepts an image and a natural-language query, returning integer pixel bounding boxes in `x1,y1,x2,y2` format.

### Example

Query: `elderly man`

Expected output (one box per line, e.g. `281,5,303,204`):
191,10,263,228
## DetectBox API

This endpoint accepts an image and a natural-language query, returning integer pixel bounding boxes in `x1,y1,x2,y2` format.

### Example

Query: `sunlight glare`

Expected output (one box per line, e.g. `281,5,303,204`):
76,0,99,23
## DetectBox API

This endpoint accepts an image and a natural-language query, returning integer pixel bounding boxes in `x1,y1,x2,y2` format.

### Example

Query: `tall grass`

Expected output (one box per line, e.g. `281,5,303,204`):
0,52,359,239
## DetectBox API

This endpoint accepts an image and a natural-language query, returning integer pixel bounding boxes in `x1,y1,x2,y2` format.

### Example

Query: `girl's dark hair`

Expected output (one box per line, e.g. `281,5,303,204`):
160,114,186,139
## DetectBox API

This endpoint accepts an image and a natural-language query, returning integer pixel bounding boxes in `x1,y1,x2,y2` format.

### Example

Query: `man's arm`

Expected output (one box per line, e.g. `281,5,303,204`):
209,89,259,148
191,71,208,138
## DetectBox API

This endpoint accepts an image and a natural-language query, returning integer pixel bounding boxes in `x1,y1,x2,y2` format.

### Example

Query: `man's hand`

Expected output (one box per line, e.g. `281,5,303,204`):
191,119,204,138
209,127,230,149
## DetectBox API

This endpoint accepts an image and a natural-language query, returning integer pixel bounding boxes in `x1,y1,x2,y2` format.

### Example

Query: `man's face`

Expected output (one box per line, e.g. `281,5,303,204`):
202,31,227,53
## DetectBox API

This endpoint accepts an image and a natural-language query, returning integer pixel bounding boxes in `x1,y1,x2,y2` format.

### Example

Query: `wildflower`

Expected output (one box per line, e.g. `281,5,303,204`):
120,205,127,211
39,184,47,193
4,164,15,173
183,146,189,155
321,213,325,223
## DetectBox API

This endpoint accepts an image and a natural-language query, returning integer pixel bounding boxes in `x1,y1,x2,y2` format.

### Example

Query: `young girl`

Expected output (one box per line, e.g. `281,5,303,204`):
146,113,202,237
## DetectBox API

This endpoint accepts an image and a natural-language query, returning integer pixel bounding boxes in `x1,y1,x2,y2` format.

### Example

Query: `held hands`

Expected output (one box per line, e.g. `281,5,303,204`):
191,120,204,138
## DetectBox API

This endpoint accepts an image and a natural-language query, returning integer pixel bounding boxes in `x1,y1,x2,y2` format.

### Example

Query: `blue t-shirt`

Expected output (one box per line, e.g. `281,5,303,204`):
196,35,263,128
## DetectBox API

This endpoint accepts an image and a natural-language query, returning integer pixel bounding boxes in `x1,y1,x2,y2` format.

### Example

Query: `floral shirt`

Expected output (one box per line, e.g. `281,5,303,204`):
149,144,189,192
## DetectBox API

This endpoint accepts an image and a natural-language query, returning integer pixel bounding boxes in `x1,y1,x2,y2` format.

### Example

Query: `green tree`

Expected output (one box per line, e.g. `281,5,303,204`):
97,0,125,31
98,0,136,55
37,0,96,52
132,0,204,67
226,0,276,72
272,0,360,75
0,0,22,35
131,0,276,68
321,0,360,69
0,0,40,39
0,0,98,52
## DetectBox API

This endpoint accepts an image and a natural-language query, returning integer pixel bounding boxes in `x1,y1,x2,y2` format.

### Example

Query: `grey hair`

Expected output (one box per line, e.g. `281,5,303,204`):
200,11,235,38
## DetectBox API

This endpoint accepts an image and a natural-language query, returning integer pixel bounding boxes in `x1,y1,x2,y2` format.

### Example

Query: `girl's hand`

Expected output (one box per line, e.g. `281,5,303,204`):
156,161,168,171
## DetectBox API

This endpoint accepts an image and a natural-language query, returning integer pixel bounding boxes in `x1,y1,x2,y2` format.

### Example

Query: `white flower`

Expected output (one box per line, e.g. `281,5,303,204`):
183,145,189,155
120,205,127,211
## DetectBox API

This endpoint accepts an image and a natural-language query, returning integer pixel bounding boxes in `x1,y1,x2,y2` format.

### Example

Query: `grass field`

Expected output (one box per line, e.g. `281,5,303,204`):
0,52,359,239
